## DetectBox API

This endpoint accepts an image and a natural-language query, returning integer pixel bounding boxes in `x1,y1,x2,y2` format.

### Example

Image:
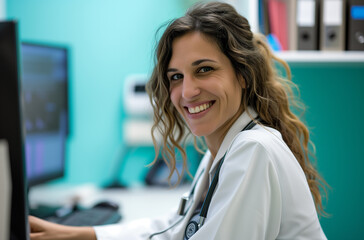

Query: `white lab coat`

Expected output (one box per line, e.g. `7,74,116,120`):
94,108,327,240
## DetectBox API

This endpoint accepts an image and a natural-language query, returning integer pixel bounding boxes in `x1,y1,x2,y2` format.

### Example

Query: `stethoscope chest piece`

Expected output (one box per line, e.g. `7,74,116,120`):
185,221,198,239
184,212,200,239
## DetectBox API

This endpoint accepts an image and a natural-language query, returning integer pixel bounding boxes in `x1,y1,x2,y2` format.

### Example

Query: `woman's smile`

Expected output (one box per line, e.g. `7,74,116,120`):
185,101,214,115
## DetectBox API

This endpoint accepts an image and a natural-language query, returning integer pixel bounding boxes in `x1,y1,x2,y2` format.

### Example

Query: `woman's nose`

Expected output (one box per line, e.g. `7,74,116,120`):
182,75,200,100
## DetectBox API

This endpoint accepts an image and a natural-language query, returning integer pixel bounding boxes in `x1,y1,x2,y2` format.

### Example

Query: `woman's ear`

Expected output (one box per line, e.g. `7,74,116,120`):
238,75,246,89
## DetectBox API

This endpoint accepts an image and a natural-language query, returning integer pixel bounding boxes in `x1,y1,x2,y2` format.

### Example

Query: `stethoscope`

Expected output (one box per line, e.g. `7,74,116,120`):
183,118,258,239
149,118,259,239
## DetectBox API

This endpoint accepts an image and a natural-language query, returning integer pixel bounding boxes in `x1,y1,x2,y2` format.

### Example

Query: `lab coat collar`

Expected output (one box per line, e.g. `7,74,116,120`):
208,106,258,175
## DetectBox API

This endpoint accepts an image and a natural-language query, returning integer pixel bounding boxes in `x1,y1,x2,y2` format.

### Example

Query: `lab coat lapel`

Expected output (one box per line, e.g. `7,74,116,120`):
209,107,258,175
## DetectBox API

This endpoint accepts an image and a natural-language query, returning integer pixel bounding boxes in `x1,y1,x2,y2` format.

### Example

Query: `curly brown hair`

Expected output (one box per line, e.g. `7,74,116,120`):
146,1,327,215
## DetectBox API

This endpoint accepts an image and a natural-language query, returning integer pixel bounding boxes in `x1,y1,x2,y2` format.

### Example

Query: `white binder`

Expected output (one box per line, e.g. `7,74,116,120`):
297,0,320,50
320,0,346,50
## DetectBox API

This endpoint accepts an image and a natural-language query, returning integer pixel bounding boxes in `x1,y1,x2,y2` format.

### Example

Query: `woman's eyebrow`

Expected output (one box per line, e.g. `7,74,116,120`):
192,59,217,66
167,59,217,73
166,68,178,73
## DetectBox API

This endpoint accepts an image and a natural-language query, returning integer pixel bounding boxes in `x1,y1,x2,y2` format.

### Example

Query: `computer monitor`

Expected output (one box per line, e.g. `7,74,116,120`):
0,20,30,240
20,42,69,187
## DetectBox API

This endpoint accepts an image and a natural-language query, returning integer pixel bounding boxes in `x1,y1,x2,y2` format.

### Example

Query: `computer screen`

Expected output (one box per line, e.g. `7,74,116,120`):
0,20,30,240
20,42,69,187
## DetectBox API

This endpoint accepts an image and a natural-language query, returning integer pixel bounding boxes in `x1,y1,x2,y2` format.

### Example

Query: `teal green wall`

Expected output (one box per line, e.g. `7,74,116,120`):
6,0,364,239
290,62,364,240
6,0,192,186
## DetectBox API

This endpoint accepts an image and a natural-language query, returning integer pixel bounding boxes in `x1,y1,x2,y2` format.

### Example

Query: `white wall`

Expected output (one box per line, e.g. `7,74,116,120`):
220,0,258,33
0,0,5,20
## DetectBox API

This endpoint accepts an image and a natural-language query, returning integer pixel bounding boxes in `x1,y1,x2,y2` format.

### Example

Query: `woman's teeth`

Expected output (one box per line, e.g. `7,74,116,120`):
188,102,212,114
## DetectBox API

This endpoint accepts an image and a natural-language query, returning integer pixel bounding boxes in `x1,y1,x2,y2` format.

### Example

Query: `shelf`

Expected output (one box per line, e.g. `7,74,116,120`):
275,51,364,63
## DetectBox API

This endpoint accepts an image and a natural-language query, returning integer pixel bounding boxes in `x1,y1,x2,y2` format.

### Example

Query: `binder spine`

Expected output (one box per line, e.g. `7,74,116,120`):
297,0,320,50
320,0,346,51
347,0,364,51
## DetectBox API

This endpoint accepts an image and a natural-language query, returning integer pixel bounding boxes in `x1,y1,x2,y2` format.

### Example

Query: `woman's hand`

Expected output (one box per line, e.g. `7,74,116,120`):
29,216,97,240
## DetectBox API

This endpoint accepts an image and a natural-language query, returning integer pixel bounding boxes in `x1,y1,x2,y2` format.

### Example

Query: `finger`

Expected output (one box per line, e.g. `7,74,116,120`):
29,216,44,232
29,215,43,225
30,232,44,240
29,215,47,223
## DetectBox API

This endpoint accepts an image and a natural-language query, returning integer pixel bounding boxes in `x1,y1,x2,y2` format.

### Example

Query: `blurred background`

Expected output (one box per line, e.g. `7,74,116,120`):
1,0,364,239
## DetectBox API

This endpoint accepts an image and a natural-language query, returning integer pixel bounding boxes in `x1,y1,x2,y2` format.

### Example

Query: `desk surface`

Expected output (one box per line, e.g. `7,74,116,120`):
29,184,190,223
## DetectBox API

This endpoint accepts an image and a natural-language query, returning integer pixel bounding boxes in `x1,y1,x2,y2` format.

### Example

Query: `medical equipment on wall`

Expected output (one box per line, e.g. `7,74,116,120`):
123,74,152,117
122,74,157,145
106,74,153,188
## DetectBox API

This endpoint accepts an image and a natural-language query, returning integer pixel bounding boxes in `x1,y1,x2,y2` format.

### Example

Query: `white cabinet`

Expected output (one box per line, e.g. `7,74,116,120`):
276,51,364,63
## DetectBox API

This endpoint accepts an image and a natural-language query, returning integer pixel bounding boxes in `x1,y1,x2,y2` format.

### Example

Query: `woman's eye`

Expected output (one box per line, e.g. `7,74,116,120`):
198,66,213,73
170,74,183,81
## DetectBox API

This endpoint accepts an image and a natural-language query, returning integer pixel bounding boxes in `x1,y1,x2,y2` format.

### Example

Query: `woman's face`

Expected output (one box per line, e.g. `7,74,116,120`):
168,31,244,143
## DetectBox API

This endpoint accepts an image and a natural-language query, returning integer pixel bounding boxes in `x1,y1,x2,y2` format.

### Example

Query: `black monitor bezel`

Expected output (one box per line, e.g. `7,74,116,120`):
0,20,30,240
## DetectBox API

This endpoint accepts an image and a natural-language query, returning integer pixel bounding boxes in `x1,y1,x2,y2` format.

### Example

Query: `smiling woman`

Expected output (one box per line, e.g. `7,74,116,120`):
28,2,328,240
145,1,328,239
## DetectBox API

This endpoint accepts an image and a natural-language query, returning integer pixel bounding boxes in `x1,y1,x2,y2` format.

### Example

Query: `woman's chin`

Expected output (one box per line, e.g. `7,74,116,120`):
189,128,209,138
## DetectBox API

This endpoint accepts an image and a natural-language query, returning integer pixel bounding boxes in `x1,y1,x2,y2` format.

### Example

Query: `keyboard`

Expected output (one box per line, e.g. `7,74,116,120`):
46,207,122,226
